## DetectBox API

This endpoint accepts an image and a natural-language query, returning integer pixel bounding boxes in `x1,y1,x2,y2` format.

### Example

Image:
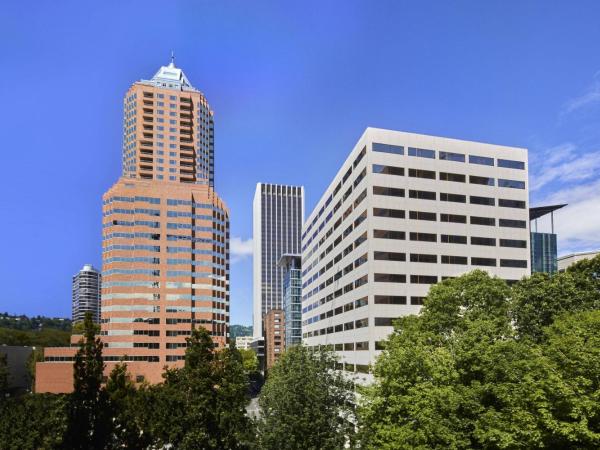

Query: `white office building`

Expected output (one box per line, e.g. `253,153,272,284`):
253,183,304,337
301,128,530,374
72,264,102,323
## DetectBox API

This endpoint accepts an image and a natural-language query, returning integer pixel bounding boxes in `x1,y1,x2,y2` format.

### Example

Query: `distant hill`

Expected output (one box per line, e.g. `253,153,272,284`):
0,313,72,332
230,324,253,339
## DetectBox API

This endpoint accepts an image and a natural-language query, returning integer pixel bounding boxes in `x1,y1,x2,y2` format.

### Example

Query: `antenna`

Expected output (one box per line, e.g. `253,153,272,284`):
170,50,175,66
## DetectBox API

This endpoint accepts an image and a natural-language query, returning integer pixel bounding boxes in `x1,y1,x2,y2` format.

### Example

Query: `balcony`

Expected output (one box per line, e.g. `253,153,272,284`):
140,141,153,147
180,121,193,127
180,137,193,144
143,133,153,139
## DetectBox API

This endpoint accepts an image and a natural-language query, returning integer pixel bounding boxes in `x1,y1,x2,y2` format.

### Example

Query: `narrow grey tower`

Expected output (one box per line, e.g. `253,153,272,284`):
253,183,304,337
72,264,102,323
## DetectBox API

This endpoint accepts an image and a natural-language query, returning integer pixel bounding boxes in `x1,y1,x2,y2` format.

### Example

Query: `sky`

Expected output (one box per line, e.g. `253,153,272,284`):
1,1,600,325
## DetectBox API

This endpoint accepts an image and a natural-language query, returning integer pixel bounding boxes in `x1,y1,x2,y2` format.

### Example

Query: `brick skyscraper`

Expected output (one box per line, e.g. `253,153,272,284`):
37,59,230,391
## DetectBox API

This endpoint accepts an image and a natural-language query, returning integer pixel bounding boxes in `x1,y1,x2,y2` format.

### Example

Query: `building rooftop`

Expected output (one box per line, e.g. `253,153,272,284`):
141,54,197,92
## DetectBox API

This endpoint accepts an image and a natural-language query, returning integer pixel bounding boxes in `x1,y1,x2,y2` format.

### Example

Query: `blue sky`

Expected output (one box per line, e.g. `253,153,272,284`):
1,1,600,324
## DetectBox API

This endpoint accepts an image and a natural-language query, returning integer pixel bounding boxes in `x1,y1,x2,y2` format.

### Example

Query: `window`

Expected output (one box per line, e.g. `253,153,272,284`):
374,295,407,305
344,342,354,351
410,253,437,263
375,341,387,350
470,195,495,206
373,164,404,176
441,234,467,244
373,142,404,155
353,147,366,168
440,192,466,203
441,255,468,265
373,208,405,219
411,296,425,305
373,186,405,197
469,175,495,186
374,318,396,326
408,147,435,159
440,214,467,223
499,198,526,209
498,179,526,189
500,239,527,248
409,210,437,221
409,189,436,200
471,236,496,246
355,318,369,328
373,229,405,240
470,216,496,226
355,341,369,350
500,259,528,268
439,151,465,162
469,155,494,166
374,251,406,261
471,257,496,266
439,172,466,183
408,168,436,179
499,219,527,228
374,273,406,283
410,275,438,284
355,297,368,308
410,232,437,242
498,159,525,170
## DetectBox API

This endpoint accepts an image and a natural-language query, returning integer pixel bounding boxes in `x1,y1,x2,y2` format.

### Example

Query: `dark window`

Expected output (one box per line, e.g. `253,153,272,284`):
439,151,465,162
374,251,406,261
471,257,497,266
498,179,526,189
375,341,387,350
373,142,404,155
441,255,468,265
500,239,527,248
373,229,405,240
410,253,437,263
469,175,495,186
355,318,369,328
469,155,494,166
441,234,467,244
355,341,369,350
374,295,407,305
439,172,466,183
499,198,526,209
409,189,436,200
470,216,496,226
374,317,396,326
410,296,425,305
470,195,495,206
372,164,404,176
410,275,438,284
373,208,405,219
409,210,437,221
408,168,436,179
500,259,528,268
497,159,525,170
499,219,527,228
408,147,435,159
410,232,437,242
440,192,466,203
471,236,496,246
440,213,467,223
374,273,406,283
373,186,405,197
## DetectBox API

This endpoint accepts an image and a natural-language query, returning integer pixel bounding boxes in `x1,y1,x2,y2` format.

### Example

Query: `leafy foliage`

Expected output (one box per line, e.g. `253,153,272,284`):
358,265,600,449
0,313,72,331
0,326,71,346
257,345,355,450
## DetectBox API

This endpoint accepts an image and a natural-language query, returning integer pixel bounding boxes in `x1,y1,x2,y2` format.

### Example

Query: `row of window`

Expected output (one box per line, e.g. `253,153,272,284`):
374,186,527,204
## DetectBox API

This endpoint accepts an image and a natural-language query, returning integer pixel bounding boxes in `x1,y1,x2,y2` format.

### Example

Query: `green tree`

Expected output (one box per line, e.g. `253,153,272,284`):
143,327,253,449
239,348,258,374
257,345,355,450
0,353,8,398
62,312,112,450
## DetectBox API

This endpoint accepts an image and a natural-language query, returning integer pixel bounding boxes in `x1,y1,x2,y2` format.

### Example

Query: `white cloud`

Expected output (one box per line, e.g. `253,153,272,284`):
562,71,600,115
530,142,600,192
231,236,253,263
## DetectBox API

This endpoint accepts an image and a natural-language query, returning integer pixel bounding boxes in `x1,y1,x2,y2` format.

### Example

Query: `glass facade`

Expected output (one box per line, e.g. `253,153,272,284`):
530,232,557,274
280,255,302,347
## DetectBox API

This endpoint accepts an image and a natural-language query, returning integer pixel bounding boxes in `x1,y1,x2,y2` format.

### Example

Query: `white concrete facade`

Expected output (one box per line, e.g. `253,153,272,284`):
301,128,530,373
235,336,254,350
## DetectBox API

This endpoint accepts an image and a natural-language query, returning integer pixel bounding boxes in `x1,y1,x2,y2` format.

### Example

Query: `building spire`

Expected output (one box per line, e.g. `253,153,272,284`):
169,50,175,68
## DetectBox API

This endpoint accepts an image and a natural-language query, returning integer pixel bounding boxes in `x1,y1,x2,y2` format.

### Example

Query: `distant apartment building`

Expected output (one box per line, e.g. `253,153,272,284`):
530,204,566,274
253,183,304,337
264,309,285,369
37,59,229,393
279,254,302,347
558,250,600,272
235,336,254,350
302,128,530,374
72,264,101,323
